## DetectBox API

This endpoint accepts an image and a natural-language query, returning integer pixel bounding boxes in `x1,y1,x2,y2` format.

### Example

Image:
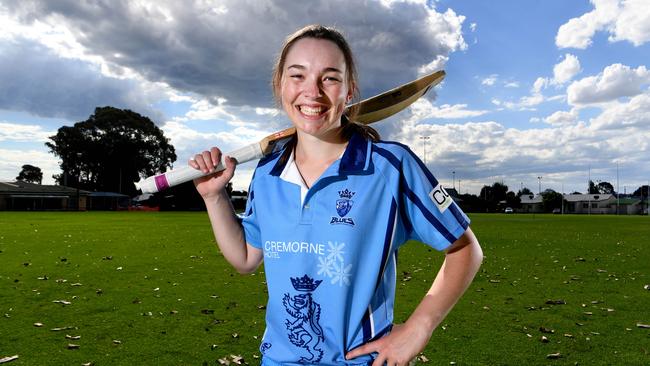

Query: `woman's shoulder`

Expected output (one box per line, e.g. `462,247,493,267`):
371,139,419,163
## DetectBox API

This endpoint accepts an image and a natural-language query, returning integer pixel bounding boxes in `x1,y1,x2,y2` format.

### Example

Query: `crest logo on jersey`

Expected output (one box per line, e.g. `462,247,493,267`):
429,184,452,212
283,275,324,363
331,189,355,226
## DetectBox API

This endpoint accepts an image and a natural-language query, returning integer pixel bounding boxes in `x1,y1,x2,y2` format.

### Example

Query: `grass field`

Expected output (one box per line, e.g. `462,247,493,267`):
1,212,649,365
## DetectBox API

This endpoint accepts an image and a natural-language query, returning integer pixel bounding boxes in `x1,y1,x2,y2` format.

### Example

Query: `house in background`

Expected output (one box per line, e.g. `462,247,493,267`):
0,181,89,211
0,181,132,211
520,194,543,213
563,194,614,214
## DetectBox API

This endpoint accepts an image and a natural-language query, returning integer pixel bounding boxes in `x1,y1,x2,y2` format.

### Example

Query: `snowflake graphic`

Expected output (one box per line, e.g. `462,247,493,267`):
317,256,333,277
327,241,345,263
330,261,352,287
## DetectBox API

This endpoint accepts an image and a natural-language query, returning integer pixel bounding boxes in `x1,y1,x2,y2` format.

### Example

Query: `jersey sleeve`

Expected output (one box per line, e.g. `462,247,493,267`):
241,176,262,249
398,150,470,251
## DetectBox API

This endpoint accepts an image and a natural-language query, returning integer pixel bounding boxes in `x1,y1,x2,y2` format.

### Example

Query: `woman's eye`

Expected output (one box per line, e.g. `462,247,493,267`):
290,74,303,79
324,76,341,83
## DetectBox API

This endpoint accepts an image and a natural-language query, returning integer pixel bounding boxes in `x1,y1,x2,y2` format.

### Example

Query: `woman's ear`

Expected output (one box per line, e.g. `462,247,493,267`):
346,82,355,103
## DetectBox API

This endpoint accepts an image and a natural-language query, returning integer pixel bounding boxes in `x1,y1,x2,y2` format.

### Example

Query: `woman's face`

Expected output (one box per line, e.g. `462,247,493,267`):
280,38,352,138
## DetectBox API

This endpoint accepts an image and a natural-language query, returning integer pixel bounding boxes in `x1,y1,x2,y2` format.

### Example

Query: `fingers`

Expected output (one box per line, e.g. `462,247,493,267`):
346,341,376,360
371,353,387,366
190,147,224,174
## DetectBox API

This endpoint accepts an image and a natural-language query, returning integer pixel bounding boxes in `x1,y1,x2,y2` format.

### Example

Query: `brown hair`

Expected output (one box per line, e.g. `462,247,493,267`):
271,24,380,142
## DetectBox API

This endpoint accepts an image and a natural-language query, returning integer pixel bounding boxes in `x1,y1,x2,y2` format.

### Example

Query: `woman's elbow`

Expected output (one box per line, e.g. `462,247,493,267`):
233,261,259,275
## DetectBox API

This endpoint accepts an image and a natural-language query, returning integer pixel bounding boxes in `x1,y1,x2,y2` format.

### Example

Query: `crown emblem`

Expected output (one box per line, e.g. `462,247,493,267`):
290,275,322,292
338,189,355,199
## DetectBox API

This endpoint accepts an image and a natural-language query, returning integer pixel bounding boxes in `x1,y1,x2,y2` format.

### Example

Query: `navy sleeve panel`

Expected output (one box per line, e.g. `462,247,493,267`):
374,143,470,250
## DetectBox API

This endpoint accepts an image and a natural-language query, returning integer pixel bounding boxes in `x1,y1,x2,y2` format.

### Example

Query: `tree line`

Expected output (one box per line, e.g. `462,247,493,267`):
13,106,650,211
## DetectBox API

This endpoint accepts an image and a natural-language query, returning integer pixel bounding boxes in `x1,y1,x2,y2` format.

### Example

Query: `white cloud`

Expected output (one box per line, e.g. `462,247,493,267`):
418,55,448,75
0,122,53,141
2,0,468,111
0,148,60,184
504,81,519,88
470,23,477,32
409,99,489,119
543,109,579,126
481,75,498,86
567,63,650,105
556,0,650,49
552,54,581,84
590,92,650,130
383,100,649,193
185,99,237,121
533,77,549,93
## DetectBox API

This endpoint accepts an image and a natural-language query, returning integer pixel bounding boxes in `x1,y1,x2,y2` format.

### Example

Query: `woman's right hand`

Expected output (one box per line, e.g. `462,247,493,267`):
189,147,236,200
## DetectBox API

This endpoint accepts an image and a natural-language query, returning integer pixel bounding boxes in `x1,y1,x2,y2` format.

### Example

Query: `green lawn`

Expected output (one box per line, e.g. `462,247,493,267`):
0,212,648,365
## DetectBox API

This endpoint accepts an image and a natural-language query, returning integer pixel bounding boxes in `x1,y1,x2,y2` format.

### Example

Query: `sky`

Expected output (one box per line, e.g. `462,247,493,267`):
0,0,649,195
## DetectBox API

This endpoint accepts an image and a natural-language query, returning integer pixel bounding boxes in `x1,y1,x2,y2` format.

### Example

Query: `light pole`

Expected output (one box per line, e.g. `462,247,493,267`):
420,136,430,165
452,171,456,191
537,176,542,195
458,179,461,194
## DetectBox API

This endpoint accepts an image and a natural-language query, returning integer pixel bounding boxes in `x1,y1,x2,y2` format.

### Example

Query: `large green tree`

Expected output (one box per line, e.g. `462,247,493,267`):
16,164,43,184
46,106,176,196
541,189,563,212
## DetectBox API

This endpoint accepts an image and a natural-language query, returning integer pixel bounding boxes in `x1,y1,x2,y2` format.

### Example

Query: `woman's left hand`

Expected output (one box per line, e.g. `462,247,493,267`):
345,322,432,366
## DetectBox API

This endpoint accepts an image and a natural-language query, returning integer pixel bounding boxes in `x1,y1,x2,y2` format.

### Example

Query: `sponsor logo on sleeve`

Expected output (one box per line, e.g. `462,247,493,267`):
429,184,452,212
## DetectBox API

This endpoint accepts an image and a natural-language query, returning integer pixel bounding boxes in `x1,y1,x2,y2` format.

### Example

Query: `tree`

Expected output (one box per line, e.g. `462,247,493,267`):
479,182,509,212
588,180,598,194
16,164,43,184
505,191,521,209
46,106,176,196
517,187,533,197
541,189,563,212
596,181,615,194
632,185,649,198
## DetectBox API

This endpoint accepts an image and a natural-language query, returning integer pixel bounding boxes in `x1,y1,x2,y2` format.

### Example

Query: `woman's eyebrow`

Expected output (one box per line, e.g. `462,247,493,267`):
286,64,343,74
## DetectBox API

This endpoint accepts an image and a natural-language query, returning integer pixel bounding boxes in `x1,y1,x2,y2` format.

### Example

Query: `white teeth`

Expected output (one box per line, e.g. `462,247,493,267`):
300,106,323,116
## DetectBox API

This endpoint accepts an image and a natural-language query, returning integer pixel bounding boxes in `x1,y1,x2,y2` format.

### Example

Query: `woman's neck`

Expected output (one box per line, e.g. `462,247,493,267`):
293,127,348,188
294,127,347,163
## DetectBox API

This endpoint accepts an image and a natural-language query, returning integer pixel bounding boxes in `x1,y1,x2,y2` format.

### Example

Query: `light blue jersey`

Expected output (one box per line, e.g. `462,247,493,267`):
242,132,469,365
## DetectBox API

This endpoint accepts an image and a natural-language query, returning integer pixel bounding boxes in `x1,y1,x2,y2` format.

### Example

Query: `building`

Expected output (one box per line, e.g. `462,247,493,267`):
563,194,643,215
520,194,543,213
0,181,89,211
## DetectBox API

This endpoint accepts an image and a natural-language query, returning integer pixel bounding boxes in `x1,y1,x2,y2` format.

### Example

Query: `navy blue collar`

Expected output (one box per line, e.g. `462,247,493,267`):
269,131,371,177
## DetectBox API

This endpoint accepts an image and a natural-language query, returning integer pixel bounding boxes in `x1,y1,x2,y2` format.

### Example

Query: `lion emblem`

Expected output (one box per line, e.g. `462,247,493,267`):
283,276,324,363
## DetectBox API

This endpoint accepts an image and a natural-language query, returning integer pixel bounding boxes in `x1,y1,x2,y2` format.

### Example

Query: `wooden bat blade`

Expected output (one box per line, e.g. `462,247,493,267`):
350,70,445,124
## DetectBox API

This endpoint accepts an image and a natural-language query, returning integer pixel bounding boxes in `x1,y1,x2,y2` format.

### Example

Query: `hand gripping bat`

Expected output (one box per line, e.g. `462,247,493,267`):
135,70,445,193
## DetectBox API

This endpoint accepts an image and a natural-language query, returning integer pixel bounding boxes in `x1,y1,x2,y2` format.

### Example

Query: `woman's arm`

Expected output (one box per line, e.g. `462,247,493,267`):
346,227,483,365
191,147,263,274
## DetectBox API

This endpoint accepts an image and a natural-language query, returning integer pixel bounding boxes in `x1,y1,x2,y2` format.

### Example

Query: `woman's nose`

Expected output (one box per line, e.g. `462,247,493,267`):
303,77,322,98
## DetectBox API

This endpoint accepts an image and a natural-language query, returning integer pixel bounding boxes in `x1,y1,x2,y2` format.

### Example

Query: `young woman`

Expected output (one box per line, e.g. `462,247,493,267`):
190,25,483,366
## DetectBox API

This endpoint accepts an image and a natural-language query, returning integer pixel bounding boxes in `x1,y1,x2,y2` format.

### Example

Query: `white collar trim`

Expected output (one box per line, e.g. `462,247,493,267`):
279,149,309,205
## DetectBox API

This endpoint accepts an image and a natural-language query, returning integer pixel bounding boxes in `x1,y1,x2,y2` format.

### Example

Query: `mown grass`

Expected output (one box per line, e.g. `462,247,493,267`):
1,212,649,365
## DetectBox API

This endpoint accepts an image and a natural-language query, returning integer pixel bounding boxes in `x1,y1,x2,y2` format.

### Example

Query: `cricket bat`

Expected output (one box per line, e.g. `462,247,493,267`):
135,70,445,193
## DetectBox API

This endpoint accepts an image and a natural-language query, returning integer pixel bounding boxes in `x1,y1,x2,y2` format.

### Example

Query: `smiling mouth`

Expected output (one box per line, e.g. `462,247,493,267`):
298,105,328,117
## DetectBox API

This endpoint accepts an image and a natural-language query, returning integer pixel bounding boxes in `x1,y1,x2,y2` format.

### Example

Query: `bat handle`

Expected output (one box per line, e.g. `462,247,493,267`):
134,143,264,193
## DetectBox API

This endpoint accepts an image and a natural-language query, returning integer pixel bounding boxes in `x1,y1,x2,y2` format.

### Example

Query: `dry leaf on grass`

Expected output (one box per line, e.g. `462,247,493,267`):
0,355,19,363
